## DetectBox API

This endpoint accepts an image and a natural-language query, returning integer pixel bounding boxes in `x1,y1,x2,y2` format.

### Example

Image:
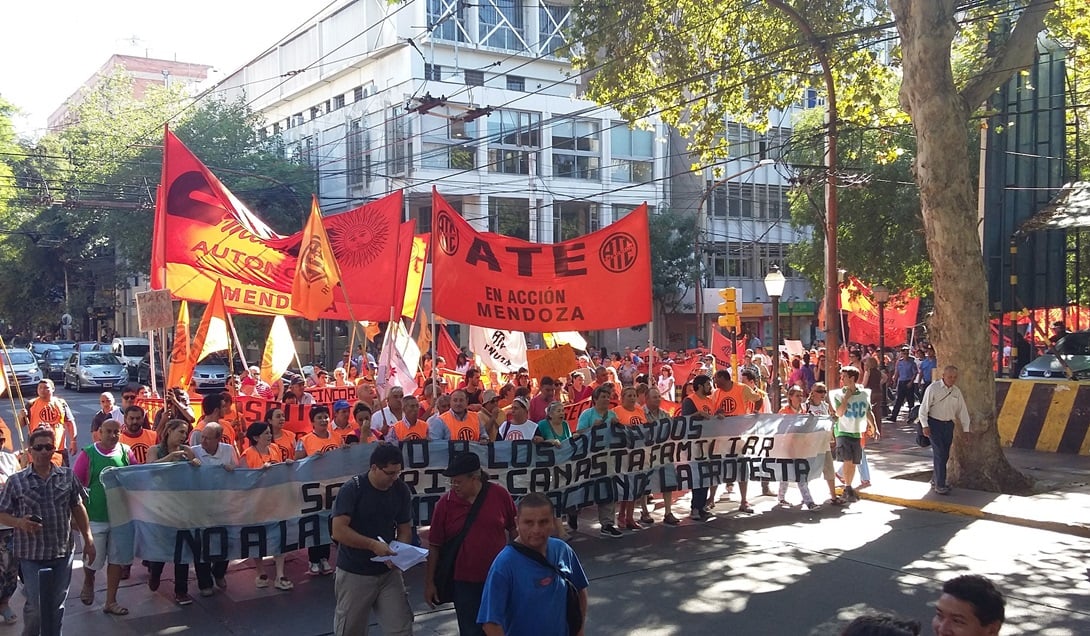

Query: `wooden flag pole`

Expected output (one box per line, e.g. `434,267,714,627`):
0,333,27,449
226,312,248,369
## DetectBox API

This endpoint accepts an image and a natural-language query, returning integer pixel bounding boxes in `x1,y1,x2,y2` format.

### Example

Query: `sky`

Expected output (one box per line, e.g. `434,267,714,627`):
1,1,336,138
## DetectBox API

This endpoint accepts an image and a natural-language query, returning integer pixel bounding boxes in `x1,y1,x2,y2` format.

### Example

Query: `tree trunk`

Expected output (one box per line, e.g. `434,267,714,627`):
892,0,1032,493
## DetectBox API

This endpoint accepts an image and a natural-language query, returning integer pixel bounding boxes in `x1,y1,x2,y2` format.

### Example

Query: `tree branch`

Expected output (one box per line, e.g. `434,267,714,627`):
959,0,1057,108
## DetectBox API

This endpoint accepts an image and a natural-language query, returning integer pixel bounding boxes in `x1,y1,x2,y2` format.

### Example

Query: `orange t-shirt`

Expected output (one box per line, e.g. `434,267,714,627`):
120,428,158,465
192,418,237,447
390,419,429,442
241,444,284,468
713,385,747,416
687,393,715,416
300,431,341,457
272,429,296,462
329,425,356,445
611,405,646,427
439,411,480,441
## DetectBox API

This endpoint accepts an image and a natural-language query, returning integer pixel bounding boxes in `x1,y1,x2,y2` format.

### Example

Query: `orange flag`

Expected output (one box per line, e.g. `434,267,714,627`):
166,300,191,391
291,196,341,320
190,280,230,365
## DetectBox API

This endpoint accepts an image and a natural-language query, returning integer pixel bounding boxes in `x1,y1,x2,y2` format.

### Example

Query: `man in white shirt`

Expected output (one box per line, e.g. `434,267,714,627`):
192,423,237,596
918,365,972,495
370,386,405,438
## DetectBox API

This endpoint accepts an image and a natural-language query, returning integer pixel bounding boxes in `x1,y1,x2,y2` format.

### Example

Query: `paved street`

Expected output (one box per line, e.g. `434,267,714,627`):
1,388,1088,634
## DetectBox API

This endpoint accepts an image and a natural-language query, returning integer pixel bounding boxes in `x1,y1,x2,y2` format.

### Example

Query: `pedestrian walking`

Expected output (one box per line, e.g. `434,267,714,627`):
918,366,971,495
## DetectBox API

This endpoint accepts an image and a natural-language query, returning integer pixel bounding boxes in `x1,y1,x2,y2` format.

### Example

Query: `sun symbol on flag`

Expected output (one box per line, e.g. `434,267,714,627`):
326,212,391,268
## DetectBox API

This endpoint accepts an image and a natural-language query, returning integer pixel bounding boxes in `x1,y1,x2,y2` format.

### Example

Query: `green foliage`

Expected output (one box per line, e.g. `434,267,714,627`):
648,209,699,314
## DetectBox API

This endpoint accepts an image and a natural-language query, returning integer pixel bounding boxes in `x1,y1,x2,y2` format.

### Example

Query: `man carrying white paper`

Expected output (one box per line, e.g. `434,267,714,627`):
330,445,414,636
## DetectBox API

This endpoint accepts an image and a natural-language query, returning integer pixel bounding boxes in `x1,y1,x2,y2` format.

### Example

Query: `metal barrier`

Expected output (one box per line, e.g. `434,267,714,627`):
995,379,1090,454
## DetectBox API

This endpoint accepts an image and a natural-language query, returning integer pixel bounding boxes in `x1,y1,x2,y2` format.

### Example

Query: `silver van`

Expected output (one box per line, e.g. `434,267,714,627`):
110,337,151,372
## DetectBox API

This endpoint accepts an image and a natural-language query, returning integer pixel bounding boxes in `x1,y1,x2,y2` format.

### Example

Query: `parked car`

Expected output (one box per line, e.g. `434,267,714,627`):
109,337,150,372
63,351,128,392
137,352,241,393
0,348,44,396
75,341,104,353
28,342,61,364
39,350,70,382
1019,330,1090,381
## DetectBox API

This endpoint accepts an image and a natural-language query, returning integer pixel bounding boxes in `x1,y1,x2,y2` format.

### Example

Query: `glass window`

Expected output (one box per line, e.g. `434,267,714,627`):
539,3,571,56
421,111,477,170
552,119,599,180
553,202,598,242
465,69,484,86
611,203,654,221
488,109,540,175
611,123,654,183
346,118,372,187
425,63,443,81
428,0,468,42
506,75,525,91
489,197,530,239
386,107,409,175
479,0,525,50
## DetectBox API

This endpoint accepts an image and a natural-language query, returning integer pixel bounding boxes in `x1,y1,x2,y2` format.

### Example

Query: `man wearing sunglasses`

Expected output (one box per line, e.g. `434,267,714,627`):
0,428,95,636
20,380,77,467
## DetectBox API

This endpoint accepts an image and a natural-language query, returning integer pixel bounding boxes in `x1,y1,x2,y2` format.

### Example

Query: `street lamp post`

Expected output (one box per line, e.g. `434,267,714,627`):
787,298,796,340
694,159,775,347
873,284,890,422
764,264,786,411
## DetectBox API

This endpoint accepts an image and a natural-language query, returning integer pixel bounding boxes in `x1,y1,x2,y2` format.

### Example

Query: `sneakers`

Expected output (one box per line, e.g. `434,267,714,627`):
199,588,214,598
255,575,269,589
934,486,951,495
690,509,712,522
308,562,321,576
599,524,623,538
319,559,334,575
624,521,645,531
639,514,655,524
844,486,859,502
804,501,822,511
148,568,161,592
214,576,228,590
777,499,790,507
663,514,681,526
175,593,194,606
275,577,294,591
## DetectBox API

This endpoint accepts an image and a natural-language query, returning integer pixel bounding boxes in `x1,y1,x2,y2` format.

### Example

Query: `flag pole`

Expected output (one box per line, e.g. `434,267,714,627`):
0,333,27,449
226,312,248,369
431,313,438,390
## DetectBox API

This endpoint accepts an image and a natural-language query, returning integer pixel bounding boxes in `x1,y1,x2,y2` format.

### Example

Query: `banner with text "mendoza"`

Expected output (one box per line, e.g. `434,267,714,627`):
151,127,411,320
430,190,652,331
102,414,829,563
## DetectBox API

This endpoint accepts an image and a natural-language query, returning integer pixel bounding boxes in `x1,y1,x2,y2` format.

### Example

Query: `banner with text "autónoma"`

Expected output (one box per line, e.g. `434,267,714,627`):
430,189,652,331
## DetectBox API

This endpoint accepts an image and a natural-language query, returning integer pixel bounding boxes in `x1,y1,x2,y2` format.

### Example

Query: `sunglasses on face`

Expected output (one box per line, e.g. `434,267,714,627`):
31,444,55,452
122,394,137,400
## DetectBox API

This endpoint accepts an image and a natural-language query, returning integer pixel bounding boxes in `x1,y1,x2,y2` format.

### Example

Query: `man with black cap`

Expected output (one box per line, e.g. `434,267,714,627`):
425,453,516,636
289,377,316,405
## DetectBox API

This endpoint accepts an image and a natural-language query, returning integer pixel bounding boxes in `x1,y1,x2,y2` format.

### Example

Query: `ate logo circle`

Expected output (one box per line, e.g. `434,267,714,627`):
599,231,638,273
436,211,459,256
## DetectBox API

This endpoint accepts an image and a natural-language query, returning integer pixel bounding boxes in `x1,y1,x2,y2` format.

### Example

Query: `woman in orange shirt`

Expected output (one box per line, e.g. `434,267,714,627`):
776,386,820,510
241,423,294,591
265,407,296,464
611,387,648,530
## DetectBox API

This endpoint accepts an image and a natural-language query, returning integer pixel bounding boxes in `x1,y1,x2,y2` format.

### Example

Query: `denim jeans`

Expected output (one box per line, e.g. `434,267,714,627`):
19,554,72,636
451,580,486,636
928,418,955,488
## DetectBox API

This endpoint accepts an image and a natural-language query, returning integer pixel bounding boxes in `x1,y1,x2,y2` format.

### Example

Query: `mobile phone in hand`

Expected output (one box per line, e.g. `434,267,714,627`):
27,515,42,525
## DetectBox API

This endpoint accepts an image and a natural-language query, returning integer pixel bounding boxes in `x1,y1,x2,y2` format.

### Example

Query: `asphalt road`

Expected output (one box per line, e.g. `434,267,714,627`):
0,384,107,452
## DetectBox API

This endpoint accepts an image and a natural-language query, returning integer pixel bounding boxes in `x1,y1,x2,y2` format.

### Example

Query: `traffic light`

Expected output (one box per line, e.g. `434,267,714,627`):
717,288,739,328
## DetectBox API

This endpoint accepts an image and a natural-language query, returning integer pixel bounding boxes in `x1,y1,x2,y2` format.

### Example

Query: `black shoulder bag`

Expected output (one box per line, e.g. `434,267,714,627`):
433,481,490,604
509,542,584,635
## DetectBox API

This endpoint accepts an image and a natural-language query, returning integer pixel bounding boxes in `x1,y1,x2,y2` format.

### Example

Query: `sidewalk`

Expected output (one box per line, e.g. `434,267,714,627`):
858,417,1090,538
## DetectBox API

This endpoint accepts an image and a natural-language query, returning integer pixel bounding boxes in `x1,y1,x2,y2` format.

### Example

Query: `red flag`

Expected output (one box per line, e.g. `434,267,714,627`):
437,324,461,368
431,189,652,331
710,330,734,366
154,128,403,320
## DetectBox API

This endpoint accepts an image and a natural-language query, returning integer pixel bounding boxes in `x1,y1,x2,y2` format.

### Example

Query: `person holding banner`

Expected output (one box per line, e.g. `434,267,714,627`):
576,387,622,538
425,453,517,636
432,391,484,443
192,423,238,596
145,420,200,604
371,386,406,438
387,396,430,442
330,444,413,636
498,397,537,442
352,403,379,444
644,389,681,526
190,393,234,448
776,387,821,511
298,405,341,576
240,423,294,592
682,375,716,521
289,378,316,405
265,407,298,461
612,387,649,531
330,401,358,444
534,402,572,446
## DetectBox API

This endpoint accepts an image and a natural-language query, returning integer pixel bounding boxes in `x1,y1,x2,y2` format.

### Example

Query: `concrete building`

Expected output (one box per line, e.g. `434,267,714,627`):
209,0,666,351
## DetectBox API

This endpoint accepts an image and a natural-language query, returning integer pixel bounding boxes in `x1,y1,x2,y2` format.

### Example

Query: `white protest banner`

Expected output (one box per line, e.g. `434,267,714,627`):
103,414,831,563
468,326,528,373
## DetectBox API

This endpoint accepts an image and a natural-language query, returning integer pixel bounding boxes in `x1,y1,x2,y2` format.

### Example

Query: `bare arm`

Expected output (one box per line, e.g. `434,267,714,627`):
482,624,505,636
330,515,395,555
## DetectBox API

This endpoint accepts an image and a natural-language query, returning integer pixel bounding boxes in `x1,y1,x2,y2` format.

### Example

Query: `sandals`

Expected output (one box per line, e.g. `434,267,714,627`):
830,496,847,506
103,603,130,616
639,514,655,524
0,607,16,625
737,502,754,514
80,580,94,606
663,514,681,526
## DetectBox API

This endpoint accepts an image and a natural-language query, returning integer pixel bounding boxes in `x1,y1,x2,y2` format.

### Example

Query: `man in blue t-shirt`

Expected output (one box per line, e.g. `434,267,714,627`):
478,493,589,635
330,444,413,636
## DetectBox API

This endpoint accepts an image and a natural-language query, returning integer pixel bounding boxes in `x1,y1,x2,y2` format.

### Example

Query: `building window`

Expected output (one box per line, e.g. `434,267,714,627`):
727,242,754,279
347,118,371,188
489,197,530,239
425,63,443,81
421,111,477,170
479,0,525,50
611,203,654,221
464,69,485,86
488,109,540,175
353,86,364,102
428,0,467,42
710,182,755,218
758,243,793,277
291,113,304,128
552,119,599,180
296,136,316,167
385,107,409,175
333,94,346,110
610,123,654,183
417,206,433,234
553,202,598,242
539,3,571,56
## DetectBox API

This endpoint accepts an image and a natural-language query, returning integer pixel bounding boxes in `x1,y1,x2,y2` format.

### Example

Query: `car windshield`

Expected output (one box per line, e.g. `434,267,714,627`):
46,351,68,361
1057,333,1090,357
1,350,36,365
83,353,121,366
121,344,150,357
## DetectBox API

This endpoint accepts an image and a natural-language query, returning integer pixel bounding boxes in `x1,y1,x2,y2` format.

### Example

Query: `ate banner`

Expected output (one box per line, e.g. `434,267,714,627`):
102,414,831,563
151,128,412,320
431,189,652,331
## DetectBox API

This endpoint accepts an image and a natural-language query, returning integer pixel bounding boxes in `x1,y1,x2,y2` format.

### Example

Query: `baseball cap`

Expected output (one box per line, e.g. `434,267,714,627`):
482,389,499,403
333,399,351,412
511,396,529,410
442,452,481,477
290,377,305,386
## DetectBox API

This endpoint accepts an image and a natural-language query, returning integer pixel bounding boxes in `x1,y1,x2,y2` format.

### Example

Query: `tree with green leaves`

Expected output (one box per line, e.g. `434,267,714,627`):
648,209,699,342
572,0,1089,492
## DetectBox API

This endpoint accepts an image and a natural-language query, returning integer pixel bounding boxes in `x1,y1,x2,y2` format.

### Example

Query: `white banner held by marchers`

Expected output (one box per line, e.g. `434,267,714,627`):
469,326,528,373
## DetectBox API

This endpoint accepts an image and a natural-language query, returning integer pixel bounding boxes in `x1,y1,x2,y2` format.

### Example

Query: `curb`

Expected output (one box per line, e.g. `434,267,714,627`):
859,491,1090,539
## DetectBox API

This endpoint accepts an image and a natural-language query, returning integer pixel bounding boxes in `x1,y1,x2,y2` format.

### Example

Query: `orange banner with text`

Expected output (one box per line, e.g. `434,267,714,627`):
430,190,652,331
